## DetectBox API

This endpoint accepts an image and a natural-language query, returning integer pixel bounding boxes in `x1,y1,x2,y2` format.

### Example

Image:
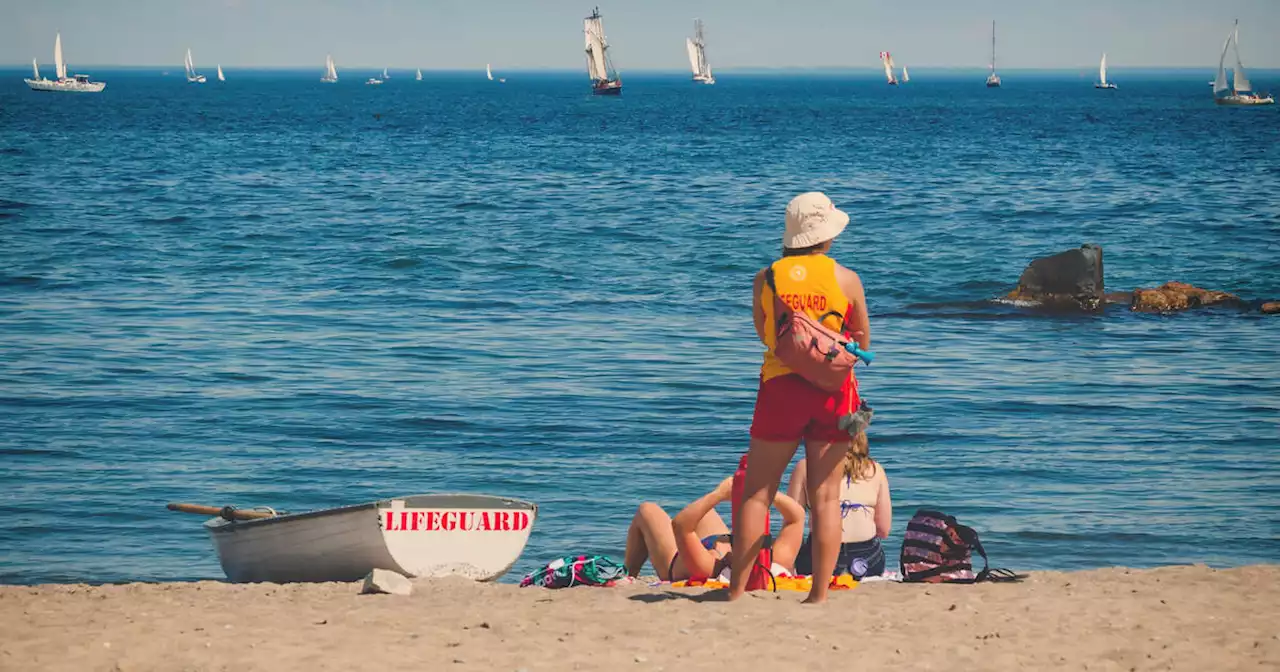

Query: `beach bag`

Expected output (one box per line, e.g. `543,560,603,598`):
899,509,1021,583
764,267,856,392
519,554,628,589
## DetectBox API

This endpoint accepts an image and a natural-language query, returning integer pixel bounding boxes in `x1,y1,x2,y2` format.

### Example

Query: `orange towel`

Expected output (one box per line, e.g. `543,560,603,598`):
671,575,857,592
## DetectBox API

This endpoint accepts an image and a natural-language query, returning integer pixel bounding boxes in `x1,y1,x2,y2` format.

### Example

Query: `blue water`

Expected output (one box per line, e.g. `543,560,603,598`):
1,70,1278,584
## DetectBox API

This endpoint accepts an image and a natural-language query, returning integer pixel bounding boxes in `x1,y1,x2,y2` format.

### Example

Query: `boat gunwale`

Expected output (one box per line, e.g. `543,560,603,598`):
204,494,537,533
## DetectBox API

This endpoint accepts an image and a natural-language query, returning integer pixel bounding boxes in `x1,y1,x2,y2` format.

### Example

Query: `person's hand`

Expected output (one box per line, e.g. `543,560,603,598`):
713,476,734,501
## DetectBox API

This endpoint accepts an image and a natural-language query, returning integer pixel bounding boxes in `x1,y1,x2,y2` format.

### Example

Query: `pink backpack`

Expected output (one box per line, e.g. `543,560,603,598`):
764,267,857,392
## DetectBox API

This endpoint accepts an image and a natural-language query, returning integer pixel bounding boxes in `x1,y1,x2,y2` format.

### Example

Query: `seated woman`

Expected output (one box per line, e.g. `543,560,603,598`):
623,476,805,582
787,430,892,579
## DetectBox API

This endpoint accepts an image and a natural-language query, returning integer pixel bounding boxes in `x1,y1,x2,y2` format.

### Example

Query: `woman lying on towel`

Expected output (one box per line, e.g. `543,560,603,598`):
623,476,805,582
787,430,892,579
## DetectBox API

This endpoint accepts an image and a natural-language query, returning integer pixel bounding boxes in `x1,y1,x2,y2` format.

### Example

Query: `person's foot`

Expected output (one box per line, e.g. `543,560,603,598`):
801,590,828,605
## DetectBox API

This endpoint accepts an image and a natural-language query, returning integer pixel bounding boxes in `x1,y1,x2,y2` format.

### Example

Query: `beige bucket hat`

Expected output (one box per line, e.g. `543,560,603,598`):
783,192,849,249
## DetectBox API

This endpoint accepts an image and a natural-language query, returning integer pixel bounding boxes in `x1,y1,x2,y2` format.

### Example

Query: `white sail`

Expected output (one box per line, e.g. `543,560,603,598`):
1231,24,1251,93
382,67,389,79
217,64,225,82
486,63,493,81
32,58,40,81
902,66,909,83
54,33,66,80
1214,32,1231,94
686,38,700,75
184,49,194,79
1099,53,1107,86
416,68,422,81
584,16,609,81
324,55,338,81
880,51,896,84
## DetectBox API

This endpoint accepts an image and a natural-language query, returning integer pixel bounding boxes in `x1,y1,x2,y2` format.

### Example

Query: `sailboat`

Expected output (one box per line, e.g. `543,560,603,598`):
1214,20,1274,106
415,68,422,81
217,64,225,82
383,67,390,80
1094,53,1116,89
486,63,505,83
902,66,910,83
686,19,715,84
25,33,105,93
880,51,899,85
185,49,206,83
986,20,1001,87
584,6,622,95
321,55,338,83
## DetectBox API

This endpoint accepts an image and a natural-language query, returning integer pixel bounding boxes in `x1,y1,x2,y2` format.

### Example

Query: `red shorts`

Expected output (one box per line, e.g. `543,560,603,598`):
749,374,860,443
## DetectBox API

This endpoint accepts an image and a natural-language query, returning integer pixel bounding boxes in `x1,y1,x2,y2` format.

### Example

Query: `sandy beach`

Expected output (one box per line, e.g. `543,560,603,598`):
2,564,1276,671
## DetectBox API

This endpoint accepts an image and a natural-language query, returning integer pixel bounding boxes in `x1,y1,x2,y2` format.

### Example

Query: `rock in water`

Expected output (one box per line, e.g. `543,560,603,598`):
1262,302,1280,315
1006,244,1104,311
1130,282,1244,313
361,569,413,596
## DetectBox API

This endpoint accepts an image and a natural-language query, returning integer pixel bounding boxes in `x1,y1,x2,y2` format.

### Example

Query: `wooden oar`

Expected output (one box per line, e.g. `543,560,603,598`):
166,502,278,520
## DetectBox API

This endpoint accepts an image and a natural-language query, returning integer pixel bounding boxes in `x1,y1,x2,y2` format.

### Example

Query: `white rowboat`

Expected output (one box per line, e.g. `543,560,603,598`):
180,494,537,583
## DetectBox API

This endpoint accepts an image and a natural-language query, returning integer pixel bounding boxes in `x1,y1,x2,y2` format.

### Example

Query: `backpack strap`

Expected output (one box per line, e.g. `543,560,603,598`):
763,267,790,330
764,266,846,330
954,523,990,580
954,524,1025,583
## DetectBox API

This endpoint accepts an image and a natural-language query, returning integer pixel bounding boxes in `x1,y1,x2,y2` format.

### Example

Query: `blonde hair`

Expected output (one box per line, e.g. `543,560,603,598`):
843,431,878,482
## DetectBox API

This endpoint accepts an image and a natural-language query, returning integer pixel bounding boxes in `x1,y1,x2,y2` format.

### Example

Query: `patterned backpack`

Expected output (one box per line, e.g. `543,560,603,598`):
900,509,1021,583
519,555,629,589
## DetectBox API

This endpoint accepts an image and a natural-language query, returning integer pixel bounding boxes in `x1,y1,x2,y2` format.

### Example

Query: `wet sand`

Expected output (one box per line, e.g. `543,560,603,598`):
2,564,1276,671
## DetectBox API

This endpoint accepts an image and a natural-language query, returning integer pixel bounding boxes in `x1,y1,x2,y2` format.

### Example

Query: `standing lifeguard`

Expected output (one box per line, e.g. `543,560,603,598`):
728,192,871,604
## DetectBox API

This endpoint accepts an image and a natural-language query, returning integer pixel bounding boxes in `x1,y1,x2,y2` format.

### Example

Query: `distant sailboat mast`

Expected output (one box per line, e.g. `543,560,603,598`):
1231,21,1252,94
1213,19,1273,105
880,51,898,85
584,6,622,95
902,66,910,83
32,58,41,82
416,68,422,81
986,20,1002,87
184,48,206,83
1095,53,1116,89
217,64,225,82
687,19,714,84
487,63,494,81
322,54,338,83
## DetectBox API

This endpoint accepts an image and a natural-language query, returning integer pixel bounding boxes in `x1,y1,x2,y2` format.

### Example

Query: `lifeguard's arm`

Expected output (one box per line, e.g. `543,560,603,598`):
874,471,893,539
752,269,768,345
786,458,809,511
671,477,733,579
770,491,807,571
835,265,871,350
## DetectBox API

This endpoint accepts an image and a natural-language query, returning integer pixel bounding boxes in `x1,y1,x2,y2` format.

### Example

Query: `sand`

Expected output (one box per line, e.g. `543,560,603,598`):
2,565,1276,672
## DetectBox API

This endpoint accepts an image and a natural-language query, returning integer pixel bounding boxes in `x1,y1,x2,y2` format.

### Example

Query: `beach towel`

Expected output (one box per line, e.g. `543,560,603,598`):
519,554,629,588
671,574,858,592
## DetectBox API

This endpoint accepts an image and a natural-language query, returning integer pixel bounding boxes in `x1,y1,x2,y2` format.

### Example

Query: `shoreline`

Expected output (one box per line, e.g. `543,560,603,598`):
2,564,1276,671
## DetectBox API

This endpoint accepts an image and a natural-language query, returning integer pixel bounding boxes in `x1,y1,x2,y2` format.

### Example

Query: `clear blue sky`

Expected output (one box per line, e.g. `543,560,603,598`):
4,0,1278,70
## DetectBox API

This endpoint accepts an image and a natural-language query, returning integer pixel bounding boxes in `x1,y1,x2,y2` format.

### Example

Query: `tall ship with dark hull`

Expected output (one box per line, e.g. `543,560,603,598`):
584,7,622,95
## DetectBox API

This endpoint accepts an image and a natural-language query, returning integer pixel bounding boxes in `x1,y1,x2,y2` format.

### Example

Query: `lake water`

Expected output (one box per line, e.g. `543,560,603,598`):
1,69,1277,584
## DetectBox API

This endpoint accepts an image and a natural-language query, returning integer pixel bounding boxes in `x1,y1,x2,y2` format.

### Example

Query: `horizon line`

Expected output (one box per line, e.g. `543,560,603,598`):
2,64,1256,73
